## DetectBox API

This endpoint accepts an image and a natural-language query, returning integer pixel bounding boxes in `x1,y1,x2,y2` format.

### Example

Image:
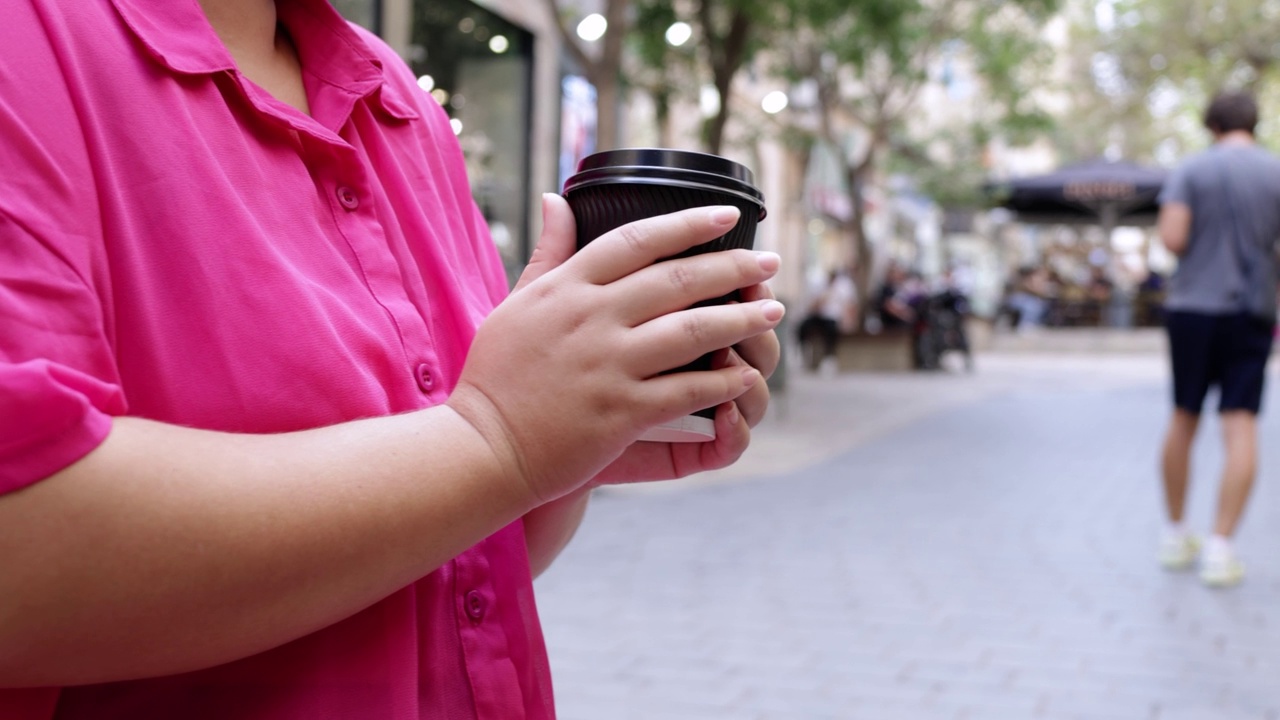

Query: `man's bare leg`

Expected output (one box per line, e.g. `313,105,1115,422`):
1161,409,1200,524
1158,409,1201,570
1196,410,1258,587
1213,411,1258,537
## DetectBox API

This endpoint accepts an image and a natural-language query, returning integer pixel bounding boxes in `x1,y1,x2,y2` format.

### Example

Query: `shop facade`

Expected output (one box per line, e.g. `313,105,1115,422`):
333,0,563,284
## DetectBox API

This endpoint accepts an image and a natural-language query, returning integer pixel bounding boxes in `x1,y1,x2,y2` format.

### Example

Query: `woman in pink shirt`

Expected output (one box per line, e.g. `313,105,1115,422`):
0,0,781,718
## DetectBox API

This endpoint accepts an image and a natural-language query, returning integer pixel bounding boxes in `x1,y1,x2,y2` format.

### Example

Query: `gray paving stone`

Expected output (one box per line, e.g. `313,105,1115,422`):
538,356,1280,720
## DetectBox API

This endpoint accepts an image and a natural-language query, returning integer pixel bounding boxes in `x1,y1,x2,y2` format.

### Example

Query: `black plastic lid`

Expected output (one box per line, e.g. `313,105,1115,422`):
563,148,766,218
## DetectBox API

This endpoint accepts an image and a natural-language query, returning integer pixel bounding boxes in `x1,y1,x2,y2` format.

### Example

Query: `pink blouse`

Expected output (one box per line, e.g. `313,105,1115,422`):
0,0,553,717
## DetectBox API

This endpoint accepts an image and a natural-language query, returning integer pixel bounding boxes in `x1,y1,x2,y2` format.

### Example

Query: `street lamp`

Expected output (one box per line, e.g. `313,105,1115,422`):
761,90,789,114
665,21,692,47
576,13,607,42
699,85,720,118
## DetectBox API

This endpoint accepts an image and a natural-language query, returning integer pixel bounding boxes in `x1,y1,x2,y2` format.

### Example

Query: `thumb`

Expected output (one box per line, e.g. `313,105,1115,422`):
515,193,578,292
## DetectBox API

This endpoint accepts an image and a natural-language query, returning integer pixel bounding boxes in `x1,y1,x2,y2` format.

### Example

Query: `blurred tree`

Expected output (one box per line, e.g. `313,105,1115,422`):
778,0,1058,324
694,0,763,154
542,0,632,150
1076,0,1280,162
628,1,689,148
1108,0,1280,95
629,0,783,155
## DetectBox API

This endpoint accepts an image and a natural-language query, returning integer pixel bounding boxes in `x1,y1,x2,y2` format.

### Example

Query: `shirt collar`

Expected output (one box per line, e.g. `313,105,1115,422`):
110,0,417,122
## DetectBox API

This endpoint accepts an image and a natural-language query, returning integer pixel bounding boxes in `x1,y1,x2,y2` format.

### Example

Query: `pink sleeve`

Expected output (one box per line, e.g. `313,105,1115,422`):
0,359,121,493
0,212,125,491
0,213,123,494
0,19,125,494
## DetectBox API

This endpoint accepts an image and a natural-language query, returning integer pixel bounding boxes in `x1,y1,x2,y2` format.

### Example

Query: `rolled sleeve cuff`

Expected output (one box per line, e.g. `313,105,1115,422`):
0,359,123,494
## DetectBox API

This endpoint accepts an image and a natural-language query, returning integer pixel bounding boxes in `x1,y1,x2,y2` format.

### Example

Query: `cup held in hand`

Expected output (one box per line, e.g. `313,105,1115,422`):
563,148,768,443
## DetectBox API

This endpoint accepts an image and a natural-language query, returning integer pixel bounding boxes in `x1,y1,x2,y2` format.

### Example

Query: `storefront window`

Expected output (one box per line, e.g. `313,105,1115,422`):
330,0,380,33
411,0,534,284
558,74,597,192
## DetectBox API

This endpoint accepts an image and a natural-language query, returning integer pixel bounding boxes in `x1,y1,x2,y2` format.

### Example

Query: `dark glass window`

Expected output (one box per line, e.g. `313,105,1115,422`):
330,0,380,33
410,0,534,284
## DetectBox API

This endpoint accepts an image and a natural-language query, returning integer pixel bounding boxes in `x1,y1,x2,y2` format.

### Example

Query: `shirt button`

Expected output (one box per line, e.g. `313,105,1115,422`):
465,590,486,621
415,363,433,392
336,186,359,210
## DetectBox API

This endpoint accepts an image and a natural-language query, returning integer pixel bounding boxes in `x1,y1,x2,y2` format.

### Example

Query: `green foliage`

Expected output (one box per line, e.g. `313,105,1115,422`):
891,127,995,209
774,0,1060,211
786,0,922,71
619,0,1062,204
1067,0,1280,162
630,1,680,72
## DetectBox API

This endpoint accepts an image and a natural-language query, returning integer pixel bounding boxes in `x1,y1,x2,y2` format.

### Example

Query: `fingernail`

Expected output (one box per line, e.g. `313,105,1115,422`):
762,300,785,322
709,206,740,226
757,252,780,272
726,402,741,426
742,367,759,386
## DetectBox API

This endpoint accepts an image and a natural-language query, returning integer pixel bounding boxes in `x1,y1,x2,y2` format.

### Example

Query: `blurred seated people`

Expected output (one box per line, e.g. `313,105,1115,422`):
1004,266,1053,332
1140,269,1167,294
1087,265,1113,301
798,267,857,374
1136,269,1168,326
1087,265,1115,326
913,267,973,371
876,262,916,331
933,266,972,315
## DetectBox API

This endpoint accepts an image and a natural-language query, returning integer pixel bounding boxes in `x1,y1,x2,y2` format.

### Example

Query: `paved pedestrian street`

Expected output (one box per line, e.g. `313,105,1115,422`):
534,354,1280,720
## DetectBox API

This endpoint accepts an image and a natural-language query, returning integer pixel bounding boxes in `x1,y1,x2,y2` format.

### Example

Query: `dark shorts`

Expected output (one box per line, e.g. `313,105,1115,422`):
1166,311,1275,414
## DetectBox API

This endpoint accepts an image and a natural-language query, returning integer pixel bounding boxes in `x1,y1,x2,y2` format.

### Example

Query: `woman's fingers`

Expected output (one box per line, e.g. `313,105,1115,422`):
625,300,783,379
609,250,780,326
715,348,771,427
634,365,759,429
729,284,782,381
454,201,781,501
572,206,742,285
513,194,578,292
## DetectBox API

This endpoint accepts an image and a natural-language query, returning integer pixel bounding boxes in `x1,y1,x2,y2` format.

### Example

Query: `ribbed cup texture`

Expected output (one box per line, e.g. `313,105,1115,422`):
567,183,760,256
565,182,763,420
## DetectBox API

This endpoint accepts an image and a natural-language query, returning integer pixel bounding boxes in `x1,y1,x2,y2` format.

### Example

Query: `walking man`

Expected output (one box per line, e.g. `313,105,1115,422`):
1157,91,1280,587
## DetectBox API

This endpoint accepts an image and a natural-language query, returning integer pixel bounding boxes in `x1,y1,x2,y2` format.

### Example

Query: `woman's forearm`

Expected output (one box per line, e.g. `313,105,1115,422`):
0,409,538,688
523,487,591,579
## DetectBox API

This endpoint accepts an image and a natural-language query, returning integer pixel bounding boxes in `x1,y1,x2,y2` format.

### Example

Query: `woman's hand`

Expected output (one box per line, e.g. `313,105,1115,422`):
448,195,783,505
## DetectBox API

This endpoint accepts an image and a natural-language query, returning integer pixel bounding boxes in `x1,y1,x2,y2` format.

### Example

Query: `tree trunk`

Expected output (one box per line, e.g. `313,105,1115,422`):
544,0,630,151
592,67,622,151
593,0,631,150
699,2,751,155
844,153,876,330
654,89,673,148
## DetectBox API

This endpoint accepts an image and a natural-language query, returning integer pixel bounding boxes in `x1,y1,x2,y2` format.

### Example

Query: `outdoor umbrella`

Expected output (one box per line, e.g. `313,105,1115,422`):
986,158,1169,230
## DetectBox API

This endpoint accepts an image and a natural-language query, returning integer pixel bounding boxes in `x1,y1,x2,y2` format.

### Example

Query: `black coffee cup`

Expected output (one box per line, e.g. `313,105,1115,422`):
563,148,768,443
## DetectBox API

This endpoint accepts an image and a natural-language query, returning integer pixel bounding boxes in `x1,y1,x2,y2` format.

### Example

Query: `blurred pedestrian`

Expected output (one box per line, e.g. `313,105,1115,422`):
1004,266,1052,332
875,262,915,331
1156,90,1280,587
1087,265,1114,326
799,266,857,375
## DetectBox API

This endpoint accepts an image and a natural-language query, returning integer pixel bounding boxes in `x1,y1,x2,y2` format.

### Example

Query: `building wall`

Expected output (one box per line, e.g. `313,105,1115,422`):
379,0,563,276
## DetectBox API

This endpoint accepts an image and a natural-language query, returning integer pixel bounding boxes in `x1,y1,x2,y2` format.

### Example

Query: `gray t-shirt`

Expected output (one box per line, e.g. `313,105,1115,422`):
1159,143,1280,314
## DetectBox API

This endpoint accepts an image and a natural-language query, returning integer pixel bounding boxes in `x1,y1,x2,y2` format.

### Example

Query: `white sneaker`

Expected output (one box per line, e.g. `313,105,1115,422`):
1200,538,1245,588
819,356,838,378
1159,533,1200,571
